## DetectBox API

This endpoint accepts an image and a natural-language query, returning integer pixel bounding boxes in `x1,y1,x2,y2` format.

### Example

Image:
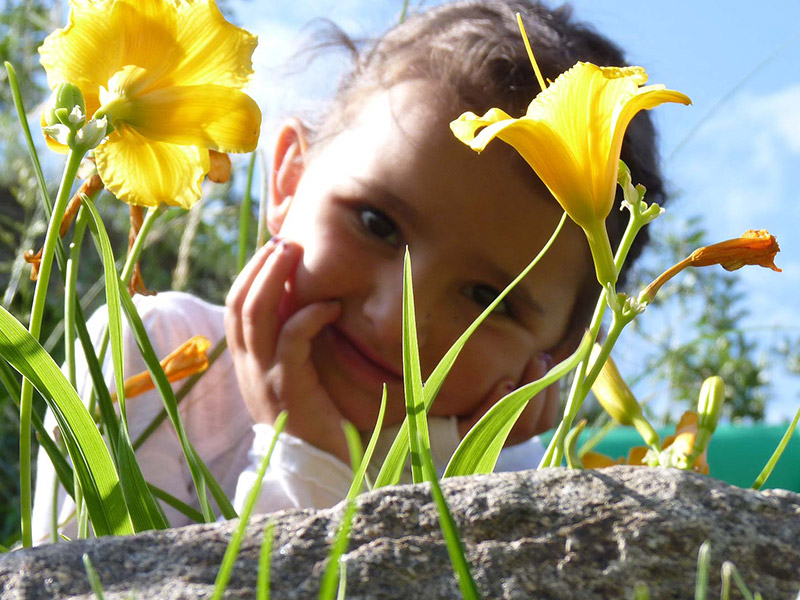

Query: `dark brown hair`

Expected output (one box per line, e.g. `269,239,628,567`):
304,0,664,318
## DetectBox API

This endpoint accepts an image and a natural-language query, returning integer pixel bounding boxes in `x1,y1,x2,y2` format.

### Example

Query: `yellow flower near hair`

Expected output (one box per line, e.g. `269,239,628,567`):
39,0,261,208
451,62,690,285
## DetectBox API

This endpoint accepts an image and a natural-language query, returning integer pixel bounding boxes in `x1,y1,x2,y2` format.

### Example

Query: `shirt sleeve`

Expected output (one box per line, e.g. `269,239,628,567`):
233,423,354,513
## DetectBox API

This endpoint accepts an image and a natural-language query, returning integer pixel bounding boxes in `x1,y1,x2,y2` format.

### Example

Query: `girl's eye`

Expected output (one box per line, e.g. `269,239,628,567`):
466,283,512,316
359,207,400,246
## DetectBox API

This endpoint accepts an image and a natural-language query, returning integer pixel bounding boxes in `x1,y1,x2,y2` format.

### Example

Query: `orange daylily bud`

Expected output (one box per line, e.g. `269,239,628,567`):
590,345,660,450
114,335,211,401
688,229,781,272
25,173,105,281
207,150,232,184
640,229,781,304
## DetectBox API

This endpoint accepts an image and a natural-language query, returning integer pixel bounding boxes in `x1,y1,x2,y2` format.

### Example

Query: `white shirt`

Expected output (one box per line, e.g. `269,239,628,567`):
32,291,544,543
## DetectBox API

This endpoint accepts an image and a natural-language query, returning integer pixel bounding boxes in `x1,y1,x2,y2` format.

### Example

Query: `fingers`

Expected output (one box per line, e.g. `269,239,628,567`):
225,239,302,358
275,300,341,367
226,237,279,310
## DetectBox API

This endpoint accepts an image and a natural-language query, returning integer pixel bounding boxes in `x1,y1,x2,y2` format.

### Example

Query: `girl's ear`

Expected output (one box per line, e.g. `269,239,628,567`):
268,118,310,235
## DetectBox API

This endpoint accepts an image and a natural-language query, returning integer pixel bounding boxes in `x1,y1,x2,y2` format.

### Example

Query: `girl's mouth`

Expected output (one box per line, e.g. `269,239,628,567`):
327,325,403,387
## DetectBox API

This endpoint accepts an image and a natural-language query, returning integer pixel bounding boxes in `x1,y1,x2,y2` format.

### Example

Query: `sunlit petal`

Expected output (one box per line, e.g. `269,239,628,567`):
452,58,691,247
39,0,261,208
126,85,261,152
172,0,258,87
95,126,209,208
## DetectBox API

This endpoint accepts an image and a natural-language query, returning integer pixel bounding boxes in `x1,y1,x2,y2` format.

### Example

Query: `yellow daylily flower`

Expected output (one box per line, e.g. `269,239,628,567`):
39,0,261,208
451,62,690,285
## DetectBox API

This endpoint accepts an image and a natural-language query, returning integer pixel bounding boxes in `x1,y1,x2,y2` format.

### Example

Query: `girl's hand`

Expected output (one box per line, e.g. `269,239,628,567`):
456,355,559,444
225,239,350,464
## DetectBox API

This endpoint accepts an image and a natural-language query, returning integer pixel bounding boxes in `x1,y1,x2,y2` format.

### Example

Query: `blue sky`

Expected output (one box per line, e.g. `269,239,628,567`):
237,1,800,421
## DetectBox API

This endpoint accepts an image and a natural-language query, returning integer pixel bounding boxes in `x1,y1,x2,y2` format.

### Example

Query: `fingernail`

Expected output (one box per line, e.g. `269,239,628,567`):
539,352,553,367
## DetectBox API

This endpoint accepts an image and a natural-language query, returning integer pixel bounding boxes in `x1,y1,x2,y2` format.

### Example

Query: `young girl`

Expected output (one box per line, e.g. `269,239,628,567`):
33,0,665,540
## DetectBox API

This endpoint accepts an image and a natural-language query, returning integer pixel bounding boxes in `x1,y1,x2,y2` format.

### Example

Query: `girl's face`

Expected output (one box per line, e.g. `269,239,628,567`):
269,80,590,431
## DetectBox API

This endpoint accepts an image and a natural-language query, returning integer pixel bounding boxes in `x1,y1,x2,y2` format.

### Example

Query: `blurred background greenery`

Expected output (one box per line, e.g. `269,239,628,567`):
1,0,797,548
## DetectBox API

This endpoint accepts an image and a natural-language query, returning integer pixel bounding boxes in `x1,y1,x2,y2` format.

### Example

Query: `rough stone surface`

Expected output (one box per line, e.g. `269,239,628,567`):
2,466,800,599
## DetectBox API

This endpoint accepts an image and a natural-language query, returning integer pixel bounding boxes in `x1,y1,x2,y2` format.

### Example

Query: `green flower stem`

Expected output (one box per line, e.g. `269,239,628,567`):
541,292,604,467
583,220,618,288
542,193,656,468
65,209,90,388
64,207,90,538
19,147,85,547
238,152,257,271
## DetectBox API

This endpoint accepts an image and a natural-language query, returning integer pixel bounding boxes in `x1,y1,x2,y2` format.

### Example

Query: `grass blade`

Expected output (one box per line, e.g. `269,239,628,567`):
1,357,75,495
0,305,133,536
443,331,590,477
257,521,275,600
374,214,566,488
752,399,800,489
420,446,480,600
211,412,287,600
400,250,429,484
117,288,218,522
694,540,710,600
82,554,106,600
320,387,387,599
84,198,167,531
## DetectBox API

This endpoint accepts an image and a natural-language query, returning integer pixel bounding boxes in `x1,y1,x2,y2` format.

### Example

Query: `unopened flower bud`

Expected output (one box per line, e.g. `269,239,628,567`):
590,344,660,450
43,82,86,129
697,375,725,434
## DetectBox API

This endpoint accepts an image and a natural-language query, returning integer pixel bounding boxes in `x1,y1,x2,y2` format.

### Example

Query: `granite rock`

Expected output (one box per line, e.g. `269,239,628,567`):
2,466,800,599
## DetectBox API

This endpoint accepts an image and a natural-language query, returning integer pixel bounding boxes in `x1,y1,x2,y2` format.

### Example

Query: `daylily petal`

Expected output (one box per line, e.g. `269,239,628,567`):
172,0,258,87
38,0,113,114
460,113,594,227
125,85,261,152
627,446,648,466
451,59,691,238
582,451,625,469
40,111,69,153
95,125,209,208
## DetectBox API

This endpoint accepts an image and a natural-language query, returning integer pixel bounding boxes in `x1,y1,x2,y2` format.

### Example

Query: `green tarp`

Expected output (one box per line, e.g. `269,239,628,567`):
543,425,800,492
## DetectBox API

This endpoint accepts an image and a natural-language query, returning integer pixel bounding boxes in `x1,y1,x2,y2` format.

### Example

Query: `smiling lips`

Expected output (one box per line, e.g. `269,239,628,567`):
327,325,403,387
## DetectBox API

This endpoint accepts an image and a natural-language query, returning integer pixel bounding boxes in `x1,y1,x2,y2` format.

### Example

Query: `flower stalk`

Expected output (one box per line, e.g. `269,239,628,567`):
19,146,86,547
